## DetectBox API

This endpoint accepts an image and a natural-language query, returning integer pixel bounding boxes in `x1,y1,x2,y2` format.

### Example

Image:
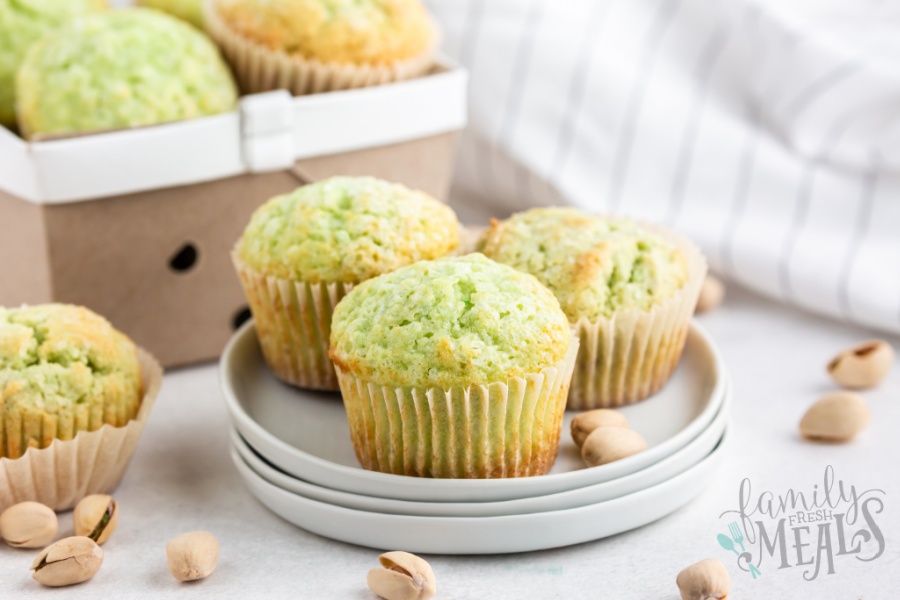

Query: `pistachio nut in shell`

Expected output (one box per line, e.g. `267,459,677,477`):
74,494,118,545
571,409,629,448
31,536,103,587
581,427,648,467
166,531,219,582
827,340,894,389
0,501,58,549
800,391,871,442
676,558,730,600
367,551,436,600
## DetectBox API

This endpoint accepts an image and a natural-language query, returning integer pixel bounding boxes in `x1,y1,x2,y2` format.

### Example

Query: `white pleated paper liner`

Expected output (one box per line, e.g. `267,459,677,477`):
233,255,351,391
0,348,163,512
336,339,579,479
568,225,707,409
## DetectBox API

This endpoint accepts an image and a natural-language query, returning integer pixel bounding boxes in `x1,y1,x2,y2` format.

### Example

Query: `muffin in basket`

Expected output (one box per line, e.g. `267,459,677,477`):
479,207,706,409
204,0,437,95
329,253,578,478
15,8,236,139
0,0,106,128
234,176,459,391
0,304,162,511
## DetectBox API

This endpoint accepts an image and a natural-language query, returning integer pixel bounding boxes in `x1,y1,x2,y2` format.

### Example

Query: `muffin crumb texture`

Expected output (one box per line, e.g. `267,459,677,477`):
212,0,434,65
329,254,571,388
0,0,106,127
479,207,689,322
238,176,459,283
15,8,237,137
0,304,142,458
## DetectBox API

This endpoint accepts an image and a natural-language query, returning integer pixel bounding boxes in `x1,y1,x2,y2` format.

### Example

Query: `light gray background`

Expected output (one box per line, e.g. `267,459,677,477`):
1,285,897,598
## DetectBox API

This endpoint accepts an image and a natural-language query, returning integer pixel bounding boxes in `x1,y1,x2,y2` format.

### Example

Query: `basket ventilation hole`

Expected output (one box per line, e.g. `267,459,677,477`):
169,243,198,272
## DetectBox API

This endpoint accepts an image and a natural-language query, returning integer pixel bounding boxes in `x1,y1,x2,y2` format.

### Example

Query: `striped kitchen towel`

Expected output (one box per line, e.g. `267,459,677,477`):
427,0,900,334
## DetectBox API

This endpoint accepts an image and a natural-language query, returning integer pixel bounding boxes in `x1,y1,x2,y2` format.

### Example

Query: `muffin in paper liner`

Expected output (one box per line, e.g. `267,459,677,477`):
568,226,707,409
335,339,579,479
203,0,438,96
233,254,350,391
0,348,162,512
16,8,238,141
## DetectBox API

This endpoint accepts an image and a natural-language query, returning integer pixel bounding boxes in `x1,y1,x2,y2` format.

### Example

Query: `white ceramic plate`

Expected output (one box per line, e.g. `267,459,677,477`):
232,384,730,517
220,320,727,502
232,426,729,554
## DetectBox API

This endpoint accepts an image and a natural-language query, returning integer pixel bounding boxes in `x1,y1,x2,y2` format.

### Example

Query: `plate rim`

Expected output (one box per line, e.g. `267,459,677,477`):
232,385,731,516
231,426,730,554
220,319,727,500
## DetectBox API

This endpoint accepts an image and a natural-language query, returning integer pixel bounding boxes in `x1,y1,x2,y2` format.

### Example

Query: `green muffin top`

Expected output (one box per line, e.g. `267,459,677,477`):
479,207,689,322
0,304,142,428
15,8,237,138
237,176,460,283
0,0,106,127
329,254,571,388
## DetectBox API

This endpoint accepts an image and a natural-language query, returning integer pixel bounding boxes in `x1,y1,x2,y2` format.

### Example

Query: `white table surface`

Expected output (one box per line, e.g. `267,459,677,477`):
1,284,898,599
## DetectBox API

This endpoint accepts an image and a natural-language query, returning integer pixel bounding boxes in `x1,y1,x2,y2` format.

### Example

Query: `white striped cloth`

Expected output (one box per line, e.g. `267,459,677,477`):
425,0,900,334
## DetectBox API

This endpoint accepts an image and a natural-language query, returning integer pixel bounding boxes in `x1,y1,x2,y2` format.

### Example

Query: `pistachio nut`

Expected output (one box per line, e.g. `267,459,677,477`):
676,558,731,600
166,531,219,582
367,551,436,600
695,275,725,314
0,501,58,549
827,340,894,389
73,495,118,545
31,536,103,587
571,409,629,448
800,391,871,443
581,427,648,467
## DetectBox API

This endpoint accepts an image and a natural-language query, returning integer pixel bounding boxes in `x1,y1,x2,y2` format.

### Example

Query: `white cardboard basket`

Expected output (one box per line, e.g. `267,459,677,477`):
1,60,466,204
0,60,467,366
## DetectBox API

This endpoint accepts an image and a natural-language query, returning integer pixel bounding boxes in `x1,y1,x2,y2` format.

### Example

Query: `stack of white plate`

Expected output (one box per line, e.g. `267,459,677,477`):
220,322,731,555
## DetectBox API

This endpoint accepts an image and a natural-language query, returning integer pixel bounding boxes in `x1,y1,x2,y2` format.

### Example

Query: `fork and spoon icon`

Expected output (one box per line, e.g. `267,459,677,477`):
718,522,762,579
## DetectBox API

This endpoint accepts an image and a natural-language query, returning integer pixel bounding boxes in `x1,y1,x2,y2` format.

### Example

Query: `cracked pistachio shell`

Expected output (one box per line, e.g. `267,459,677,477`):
367,551,436,600
0,501,58,549
166,531,219,582
31,536,103,587
800,392,871,443
695,275,725,314
581,427,648,467
571,409,629,448
74,495,118,545
676,558,731,600
827,340,894,390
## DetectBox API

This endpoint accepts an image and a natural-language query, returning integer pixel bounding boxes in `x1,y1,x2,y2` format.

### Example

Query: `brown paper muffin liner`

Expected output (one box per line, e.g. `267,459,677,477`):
335,338,579,479
233,254,351,391
204,0,438,96
0,348,162,512
568,225,707,409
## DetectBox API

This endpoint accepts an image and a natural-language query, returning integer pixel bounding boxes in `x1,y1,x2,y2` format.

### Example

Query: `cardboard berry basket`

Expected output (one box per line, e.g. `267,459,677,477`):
0,60,467,367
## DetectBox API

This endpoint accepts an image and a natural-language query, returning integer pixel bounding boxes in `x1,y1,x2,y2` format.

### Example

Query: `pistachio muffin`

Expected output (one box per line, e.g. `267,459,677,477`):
0,304,143,459
137,0,203,28
0,0,106,128
205,0,437,95
15,8,236,138
234,176,460,391
480,207,706,408
330,254,578,478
